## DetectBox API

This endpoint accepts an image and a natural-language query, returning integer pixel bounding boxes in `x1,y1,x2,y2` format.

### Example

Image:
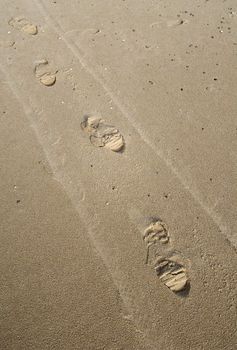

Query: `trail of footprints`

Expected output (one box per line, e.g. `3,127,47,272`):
7,17,57,87
143,219,189,293
7,14,190,294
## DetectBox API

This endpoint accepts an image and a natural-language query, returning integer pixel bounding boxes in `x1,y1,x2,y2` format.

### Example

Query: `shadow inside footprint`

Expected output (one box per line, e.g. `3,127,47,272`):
81,115,125,152
175,281,191,297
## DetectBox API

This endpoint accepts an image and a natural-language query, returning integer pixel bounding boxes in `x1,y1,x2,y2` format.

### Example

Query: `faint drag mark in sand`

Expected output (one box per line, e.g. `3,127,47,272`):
150,18,189,28
81,115,125,152
63,28,102,40
34,59,57,86
8,17,38,35
167,18,189,27
34,1,234,246
0,40,15,48
69,26,149,60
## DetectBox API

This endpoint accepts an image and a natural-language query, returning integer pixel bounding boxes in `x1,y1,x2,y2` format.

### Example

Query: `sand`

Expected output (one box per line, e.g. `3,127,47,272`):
0,0,237,349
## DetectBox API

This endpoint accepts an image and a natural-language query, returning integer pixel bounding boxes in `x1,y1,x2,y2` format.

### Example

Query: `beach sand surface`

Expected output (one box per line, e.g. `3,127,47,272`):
0,0,237,349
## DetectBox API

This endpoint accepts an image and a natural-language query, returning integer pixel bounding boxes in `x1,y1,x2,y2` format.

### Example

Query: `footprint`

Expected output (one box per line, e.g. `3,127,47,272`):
81,116,125,152
142,219,169,265
143,220,190,293
8,17,38,35
143,219,169,246
34,59,57,86
154,254,189,293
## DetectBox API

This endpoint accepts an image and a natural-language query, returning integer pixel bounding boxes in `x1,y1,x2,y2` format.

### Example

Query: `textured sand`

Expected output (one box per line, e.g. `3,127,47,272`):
0,0,237,349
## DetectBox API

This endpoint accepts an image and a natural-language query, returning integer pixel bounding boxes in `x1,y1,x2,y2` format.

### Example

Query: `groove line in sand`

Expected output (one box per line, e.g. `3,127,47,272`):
0,65,155,349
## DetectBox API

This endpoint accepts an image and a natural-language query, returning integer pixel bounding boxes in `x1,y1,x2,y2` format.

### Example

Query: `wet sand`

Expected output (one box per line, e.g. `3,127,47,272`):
0,0,237,349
